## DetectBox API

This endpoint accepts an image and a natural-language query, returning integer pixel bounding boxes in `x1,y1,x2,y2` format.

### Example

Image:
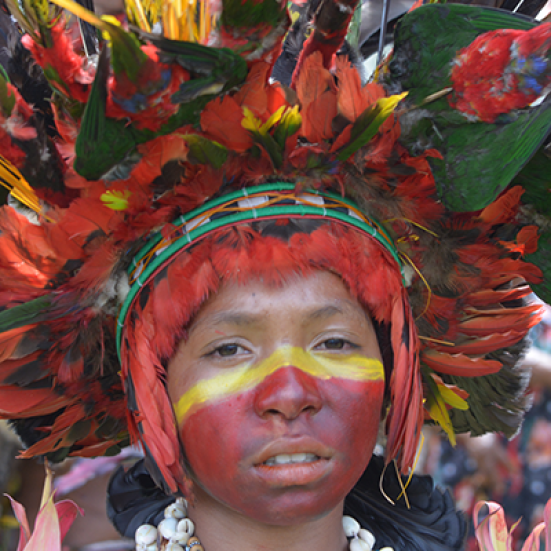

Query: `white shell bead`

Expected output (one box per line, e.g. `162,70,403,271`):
158,517,178,540
164,501,186,519
177,518,195,537
135,524,158,545
379,548,395,551
165,544,185,551
349,538,372,551
136,544,157,551
358,528,375,548
172,532,191,546
342,516,361,538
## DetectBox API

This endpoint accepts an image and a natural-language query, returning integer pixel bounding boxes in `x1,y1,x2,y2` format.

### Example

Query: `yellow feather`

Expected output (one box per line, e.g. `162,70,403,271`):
0,156,42,215
48,0,108,31
125,0,152,32
126,0,215,43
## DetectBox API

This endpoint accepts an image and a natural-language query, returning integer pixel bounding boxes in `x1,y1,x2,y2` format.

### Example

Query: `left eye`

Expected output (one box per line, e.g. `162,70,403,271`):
317,338,356,350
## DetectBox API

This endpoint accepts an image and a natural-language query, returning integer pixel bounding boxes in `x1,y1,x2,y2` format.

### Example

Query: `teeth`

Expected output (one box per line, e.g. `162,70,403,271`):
264,453,320,466
274,454,292,465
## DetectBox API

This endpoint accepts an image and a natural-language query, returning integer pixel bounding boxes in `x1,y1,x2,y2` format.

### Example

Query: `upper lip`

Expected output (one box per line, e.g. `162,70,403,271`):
252,437,334,465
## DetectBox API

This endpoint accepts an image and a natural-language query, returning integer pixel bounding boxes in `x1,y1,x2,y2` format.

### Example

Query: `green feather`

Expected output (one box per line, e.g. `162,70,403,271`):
106,24,147,82
386,4,551,212
220,0,285,32
516,146,551,216
526,228,551,304
74,36,247,180
517,147,551,302
426,98,551,211
139,37,248,102
181,135,228,169
74,94,213,180
0,295,53,332
0,67,15,116
337,93,407,161
386,4,536,105
273,107,301,149
75,47,138,180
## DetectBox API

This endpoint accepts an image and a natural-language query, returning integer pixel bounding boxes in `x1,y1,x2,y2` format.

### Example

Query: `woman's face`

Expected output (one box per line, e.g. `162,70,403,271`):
167,271,385,525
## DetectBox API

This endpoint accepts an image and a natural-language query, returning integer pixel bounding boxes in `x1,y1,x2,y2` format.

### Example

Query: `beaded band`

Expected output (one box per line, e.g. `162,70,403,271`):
116,183,402,359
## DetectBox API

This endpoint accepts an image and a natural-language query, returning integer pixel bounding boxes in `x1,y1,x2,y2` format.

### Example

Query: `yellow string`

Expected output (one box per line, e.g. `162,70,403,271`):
395,431,425,505
392,460,411,509
384,217,439,238
418,336,455,346
399,251,432,318
379,461,395,506
396,234,419,244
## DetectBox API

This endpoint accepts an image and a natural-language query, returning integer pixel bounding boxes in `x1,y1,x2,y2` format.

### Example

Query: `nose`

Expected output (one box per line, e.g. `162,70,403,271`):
253,366,323,420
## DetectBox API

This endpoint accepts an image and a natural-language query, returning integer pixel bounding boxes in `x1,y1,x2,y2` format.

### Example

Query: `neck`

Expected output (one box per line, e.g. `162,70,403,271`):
189,485,348,551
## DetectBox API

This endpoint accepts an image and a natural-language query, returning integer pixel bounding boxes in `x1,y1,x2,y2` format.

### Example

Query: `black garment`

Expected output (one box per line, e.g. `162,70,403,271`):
107,455,466,551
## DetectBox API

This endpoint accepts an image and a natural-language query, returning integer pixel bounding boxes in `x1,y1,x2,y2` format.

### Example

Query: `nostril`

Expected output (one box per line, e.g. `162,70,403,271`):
263,403,317,418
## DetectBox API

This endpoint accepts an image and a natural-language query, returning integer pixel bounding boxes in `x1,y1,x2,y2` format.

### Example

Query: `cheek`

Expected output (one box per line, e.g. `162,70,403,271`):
180,393,252,486
316,378,385,491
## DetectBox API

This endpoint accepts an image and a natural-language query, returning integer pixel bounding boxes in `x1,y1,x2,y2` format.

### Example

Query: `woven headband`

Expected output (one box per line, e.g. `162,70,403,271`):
116,183,402,359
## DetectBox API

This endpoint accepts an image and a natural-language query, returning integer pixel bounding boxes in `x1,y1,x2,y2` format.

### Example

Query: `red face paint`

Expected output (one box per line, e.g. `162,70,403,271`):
168,272,385,525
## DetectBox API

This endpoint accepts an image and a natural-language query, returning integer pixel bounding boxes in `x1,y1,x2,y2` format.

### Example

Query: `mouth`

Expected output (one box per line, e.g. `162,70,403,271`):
251,438,334,486
253,436,333,466
262,452,321,466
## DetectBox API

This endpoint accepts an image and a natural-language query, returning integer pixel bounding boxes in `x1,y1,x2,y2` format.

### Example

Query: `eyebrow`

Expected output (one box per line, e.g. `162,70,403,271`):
189,300,365,336
303,304,346,322
188,311,261,336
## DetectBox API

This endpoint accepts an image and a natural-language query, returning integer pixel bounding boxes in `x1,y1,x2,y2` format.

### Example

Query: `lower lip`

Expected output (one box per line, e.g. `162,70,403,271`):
253,459,332,487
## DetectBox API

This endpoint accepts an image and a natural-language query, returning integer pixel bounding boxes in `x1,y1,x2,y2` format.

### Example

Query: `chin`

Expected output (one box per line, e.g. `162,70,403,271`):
231,489,345,526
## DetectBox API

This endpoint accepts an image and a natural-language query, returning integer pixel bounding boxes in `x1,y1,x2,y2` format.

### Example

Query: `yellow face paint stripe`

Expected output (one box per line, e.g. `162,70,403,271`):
174,346,384,423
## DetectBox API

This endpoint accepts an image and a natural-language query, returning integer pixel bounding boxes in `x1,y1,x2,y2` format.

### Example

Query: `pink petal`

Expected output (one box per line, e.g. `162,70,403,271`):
55,499,84,541
520,523,544,551
25,494,61,551
544,497,551,550
4,494,31,551
474,501,512,551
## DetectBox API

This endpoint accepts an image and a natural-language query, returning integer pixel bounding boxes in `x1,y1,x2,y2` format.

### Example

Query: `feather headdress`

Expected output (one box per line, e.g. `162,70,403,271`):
0,0,550,494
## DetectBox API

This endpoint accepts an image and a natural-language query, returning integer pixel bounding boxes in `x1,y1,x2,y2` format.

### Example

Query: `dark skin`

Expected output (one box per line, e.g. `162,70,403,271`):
167,272,385,551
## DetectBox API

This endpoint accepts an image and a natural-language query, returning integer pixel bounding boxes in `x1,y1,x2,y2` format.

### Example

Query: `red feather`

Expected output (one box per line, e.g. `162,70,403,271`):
423,349,503,377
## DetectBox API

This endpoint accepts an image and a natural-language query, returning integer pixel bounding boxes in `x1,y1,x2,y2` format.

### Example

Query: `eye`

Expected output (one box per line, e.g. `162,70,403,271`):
316,338,358,351
207,343,249,358
324,338,345,350
215,344,240,356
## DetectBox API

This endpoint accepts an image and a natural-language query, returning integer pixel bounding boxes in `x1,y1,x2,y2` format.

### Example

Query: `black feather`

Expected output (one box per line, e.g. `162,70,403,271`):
449,336,532,437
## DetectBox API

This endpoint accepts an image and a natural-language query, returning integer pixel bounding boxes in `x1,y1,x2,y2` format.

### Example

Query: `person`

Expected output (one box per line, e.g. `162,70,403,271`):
0,0,550,550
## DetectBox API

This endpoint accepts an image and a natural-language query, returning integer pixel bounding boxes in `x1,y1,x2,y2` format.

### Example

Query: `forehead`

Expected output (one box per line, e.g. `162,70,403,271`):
188,271,372,332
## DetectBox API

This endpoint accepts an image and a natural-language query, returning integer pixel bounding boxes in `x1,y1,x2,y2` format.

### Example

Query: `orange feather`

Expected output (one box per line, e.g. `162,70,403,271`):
422,349,503,376
201,95,253,153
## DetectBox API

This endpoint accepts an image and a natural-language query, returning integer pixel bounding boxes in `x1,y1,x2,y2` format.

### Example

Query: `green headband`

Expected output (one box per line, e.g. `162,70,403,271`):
116,183,402,359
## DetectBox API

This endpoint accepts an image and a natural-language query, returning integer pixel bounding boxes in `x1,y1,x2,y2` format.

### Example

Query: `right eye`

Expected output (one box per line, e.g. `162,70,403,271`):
207,343,249,358
216,344,240,356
